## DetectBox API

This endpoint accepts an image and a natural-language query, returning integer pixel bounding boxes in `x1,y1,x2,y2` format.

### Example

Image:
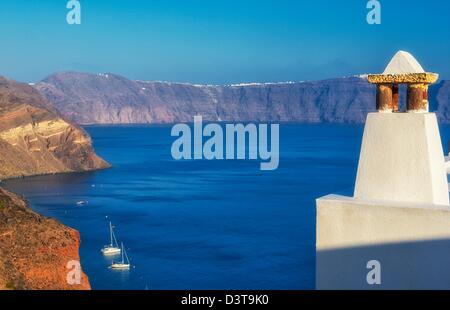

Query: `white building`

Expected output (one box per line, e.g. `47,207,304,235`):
316,51,450,290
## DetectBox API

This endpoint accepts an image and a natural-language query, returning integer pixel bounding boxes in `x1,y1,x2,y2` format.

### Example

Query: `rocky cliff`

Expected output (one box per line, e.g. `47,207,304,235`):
0,76,110,180
35,71,450,125
0,188,90,290
0,76,110,290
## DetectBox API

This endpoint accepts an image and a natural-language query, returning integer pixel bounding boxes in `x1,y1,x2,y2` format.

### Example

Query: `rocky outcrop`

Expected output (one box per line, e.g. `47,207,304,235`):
0,75,110,290
0,188,90,290
0,76,110,180
34,71,450,125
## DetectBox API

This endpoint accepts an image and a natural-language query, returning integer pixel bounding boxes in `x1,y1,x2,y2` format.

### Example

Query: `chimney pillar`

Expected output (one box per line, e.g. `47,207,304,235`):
376,84,394,112
407,83,429,112
392,84,399,112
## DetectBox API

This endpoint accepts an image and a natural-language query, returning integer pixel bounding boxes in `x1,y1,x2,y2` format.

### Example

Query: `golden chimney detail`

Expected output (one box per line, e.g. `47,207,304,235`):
368,51,439,113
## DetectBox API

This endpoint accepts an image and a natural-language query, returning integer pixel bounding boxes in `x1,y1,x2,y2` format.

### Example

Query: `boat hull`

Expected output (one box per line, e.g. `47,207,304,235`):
111,263,130,270
102,247,121,255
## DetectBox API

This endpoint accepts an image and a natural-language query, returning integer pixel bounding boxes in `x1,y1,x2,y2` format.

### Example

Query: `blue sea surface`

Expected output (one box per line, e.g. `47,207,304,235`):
4,124,449,290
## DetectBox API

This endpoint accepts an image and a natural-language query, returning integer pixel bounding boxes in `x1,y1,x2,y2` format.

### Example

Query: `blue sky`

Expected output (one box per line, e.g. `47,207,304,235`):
0,0,448,83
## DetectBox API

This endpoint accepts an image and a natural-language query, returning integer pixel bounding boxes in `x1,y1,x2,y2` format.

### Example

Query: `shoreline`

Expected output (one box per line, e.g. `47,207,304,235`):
0,164,114,290
0,164,112,183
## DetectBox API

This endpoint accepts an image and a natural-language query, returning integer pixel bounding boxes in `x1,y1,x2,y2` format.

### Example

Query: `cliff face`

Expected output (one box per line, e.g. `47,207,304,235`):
35,72,375,124
0,188,90,290
34,71,450,125
0,76,110,180
0,75,110,290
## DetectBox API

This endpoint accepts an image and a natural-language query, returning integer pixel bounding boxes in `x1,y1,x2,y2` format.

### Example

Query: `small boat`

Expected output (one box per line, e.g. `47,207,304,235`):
111,242,131,270
101,222,121,255
76,200,88,206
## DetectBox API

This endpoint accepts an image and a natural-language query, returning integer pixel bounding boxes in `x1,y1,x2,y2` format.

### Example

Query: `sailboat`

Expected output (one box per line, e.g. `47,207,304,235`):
101,222,121,255
111,242,131,269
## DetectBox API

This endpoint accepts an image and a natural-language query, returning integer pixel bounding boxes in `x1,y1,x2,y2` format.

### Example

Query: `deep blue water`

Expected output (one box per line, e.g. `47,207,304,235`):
3,124,449,290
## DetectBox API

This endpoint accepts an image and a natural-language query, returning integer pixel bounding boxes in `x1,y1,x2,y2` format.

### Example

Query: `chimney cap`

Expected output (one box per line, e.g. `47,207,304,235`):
383,51,425,75
367,51,438,84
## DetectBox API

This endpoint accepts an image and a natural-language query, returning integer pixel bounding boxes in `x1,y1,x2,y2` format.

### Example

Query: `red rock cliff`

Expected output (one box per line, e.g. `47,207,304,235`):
0,188,90,290
0,76,109,290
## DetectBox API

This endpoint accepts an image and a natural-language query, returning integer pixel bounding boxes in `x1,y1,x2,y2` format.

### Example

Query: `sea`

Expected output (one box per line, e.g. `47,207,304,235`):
3,124,450,290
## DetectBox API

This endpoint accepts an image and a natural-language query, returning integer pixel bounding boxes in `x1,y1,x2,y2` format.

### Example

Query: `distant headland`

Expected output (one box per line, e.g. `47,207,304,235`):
33,71,450,126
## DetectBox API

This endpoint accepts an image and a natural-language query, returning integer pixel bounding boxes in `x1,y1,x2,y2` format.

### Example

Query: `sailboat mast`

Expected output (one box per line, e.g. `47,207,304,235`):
124,247,130,264
121,242,125,264
109,222,113,246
